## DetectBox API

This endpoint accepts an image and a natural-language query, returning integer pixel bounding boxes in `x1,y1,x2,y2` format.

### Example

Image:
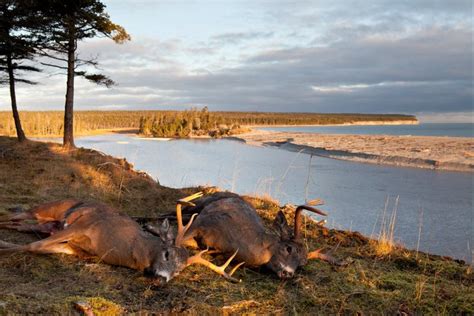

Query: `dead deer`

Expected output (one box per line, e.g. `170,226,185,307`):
0,199,83,235
176,192,346,279
0,194,241,282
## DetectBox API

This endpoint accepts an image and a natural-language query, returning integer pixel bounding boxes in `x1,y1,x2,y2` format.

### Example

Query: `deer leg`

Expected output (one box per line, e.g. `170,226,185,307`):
0,240,18,248
0,227,78,256
186,248,244,283
0,221,61,235
0,211,35,223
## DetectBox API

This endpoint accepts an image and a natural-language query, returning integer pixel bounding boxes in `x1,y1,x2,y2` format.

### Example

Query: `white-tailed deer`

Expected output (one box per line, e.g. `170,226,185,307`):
176,192,347,279
0,194,241,282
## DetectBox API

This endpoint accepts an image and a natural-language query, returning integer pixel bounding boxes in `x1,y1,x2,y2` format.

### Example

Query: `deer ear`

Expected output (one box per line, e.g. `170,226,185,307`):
159,219,175,245
273,211,291,240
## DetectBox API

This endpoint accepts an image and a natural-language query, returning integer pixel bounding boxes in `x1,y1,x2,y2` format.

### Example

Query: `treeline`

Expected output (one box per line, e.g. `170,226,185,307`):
0,110,417,137
139,107,247,138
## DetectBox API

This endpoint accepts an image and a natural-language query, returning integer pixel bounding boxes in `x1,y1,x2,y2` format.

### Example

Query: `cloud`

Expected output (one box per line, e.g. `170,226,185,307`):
211,31,274,45
0,1,471,120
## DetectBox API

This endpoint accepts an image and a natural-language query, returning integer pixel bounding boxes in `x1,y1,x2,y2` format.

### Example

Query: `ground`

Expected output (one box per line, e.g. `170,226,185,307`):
0,136,472,314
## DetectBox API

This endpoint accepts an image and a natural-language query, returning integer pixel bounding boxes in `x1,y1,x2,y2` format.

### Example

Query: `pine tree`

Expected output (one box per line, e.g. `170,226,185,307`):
39,0,130,148
0,0,43,142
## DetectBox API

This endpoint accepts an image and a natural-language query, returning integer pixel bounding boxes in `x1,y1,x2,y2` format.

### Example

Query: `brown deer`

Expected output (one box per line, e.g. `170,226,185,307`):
0,199,84,235
176,192,347,279
0,193,241,282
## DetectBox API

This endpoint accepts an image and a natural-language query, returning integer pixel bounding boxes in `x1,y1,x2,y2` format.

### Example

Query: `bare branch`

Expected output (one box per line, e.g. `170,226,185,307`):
40,62,68,70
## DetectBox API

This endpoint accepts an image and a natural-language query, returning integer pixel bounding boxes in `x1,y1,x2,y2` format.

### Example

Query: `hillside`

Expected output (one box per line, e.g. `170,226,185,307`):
0,136,471,314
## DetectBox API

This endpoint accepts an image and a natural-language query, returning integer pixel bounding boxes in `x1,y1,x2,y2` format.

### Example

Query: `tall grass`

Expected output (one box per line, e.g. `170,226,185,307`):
372,196,399,256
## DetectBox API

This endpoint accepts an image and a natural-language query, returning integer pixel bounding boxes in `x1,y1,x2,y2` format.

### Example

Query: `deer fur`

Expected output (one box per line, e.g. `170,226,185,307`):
0,196,241,282
179,192,345,279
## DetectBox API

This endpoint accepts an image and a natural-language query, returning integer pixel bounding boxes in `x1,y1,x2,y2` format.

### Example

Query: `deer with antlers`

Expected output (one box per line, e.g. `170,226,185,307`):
0,194,241,282
175,191,347,279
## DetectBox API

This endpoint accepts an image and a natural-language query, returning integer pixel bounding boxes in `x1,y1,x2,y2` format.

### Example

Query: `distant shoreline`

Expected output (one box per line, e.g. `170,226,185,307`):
233,129,474,172
247,119,419,128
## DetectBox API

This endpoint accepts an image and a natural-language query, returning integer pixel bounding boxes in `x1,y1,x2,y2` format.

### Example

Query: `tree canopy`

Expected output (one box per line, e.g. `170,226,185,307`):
38,0,131,147
0,0,45,141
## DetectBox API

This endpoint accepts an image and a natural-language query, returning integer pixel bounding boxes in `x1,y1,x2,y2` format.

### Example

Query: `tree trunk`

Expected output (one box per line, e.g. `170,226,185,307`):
6,53,27,142
63,24,76,148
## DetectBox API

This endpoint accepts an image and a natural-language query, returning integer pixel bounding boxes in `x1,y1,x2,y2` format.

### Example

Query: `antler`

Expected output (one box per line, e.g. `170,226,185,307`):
294,201,327,240
175,192,203,247
186,248,244,283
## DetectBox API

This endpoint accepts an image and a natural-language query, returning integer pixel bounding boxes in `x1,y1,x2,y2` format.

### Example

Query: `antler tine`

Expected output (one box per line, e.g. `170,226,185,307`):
175,213,197,247
186,248,244,283
175,191,203,234
175,191,203,247
294,204,327,240
307,198,324,206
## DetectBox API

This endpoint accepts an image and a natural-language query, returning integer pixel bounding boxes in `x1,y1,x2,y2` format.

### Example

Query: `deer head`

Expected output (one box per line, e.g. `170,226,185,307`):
144,219,189,282
265,205,327,279
146,192,242,283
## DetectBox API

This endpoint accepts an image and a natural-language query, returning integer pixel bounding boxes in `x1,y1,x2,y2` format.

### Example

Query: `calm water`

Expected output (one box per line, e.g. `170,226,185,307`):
260,123,474,137
75,134,473,263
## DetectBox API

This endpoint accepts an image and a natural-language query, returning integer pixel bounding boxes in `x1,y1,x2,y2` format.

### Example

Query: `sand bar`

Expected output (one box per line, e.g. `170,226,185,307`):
234,129,474,172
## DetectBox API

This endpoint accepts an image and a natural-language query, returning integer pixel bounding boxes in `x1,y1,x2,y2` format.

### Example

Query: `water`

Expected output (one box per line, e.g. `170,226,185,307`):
73,134,473,263
260,123,474,137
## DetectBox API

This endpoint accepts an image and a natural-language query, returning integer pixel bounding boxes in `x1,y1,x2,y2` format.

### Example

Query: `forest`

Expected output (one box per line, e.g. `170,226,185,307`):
0,109,417,137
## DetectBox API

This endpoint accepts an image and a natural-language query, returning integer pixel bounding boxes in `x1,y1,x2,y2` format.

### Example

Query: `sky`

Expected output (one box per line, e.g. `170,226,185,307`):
0,0,472,122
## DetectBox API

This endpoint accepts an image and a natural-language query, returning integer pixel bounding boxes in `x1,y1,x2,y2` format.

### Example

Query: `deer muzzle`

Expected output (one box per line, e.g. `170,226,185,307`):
277,263,295,279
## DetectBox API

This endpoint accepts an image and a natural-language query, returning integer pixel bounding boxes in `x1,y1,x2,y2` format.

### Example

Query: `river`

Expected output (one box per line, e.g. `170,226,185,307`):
74,134,473,263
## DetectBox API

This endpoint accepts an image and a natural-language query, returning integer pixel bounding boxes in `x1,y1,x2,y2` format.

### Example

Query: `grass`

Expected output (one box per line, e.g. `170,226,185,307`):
0,136,472,314
372,196,399,257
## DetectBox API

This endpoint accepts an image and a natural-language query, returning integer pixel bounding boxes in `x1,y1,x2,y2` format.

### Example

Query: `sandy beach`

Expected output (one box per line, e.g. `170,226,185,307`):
234,129,474,172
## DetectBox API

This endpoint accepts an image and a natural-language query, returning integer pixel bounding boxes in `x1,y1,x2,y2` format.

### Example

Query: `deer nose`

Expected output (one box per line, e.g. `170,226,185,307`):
280,269,294,279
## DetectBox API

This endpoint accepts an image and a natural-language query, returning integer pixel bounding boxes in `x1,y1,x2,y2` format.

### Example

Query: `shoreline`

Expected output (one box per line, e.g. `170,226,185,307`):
233,130,474,172
247,119,419,128
22,124,474,172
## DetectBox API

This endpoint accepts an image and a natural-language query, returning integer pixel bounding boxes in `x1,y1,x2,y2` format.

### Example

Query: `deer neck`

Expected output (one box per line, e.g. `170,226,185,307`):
256,233,280,265
131,234,164,271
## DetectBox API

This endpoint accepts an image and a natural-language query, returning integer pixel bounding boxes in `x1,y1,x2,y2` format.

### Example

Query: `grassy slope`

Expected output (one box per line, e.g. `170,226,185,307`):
0,136,472,315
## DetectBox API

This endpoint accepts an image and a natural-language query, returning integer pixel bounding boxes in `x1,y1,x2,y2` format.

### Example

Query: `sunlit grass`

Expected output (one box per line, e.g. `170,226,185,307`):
371,196,399,257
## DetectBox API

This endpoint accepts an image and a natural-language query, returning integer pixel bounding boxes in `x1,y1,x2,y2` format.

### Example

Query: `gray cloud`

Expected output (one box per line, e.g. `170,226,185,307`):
211,31,274,45
90,24,469,114
0,0,471,120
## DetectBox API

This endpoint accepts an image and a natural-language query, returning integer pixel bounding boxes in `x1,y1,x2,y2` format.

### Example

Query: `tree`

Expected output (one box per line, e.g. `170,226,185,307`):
0,0,43,142
39,0,130,148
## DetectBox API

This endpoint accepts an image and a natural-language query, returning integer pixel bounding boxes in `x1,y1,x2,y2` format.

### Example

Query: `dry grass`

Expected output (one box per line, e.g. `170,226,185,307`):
372,196,399,257
0,136,472,315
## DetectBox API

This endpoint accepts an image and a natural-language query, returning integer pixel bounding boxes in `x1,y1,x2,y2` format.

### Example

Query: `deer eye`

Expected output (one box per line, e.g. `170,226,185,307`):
163,250,170,261
286,246,292,254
